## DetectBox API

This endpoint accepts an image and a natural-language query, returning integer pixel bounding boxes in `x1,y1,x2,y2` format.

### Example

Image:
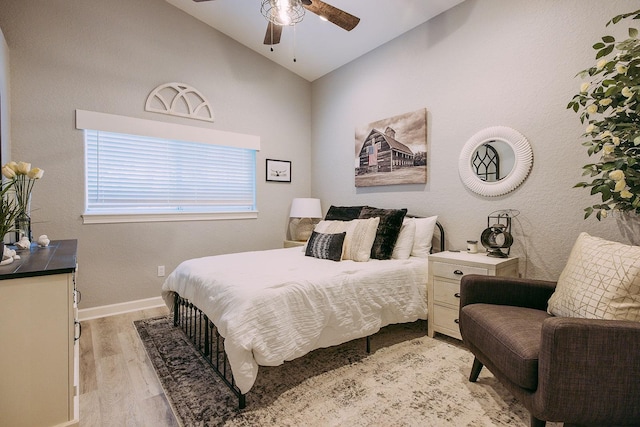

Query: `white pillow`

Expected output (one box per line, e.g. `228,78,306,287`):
392,217,416,259
411,216,438,258
313,217,380,262
547,232,640,321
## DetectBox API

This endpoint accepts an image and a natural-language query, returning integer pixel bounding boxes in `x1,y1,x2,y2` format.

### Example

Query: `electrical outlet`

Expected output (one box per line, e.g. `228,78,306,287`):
157,265,165,277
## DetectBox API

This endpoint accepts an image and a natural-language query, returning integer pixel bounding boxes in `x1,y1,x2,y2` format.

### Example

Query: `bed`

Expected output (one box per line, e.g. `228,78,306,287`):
161,207,443,408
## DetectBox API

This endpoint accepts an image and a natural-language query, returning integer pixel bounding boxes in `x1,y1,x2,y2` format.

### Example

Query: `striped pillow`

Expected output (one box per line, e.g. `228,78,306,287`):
305,231,346,262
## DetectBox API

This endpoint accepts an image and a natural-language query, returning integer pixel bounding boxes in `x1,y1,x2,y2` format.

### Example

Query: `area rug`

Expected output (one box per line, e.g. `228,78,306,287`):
135,316,560,427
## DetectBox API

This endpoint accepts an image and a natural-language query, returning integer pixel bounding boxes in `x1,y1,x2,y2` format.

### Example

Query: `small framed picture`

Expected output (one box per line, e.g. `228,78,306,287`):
266,159,291,182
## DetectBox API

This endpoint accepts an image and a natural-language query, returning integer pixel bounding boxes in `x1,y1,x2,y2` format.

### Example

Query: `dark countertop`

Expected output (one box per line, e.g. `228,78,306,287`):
0,239,78,280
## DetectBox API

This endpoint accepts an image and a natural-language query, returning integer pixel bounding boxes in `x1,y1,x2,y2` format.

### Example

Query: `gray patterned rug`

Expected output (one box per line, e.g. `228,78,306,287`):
134,316,559,427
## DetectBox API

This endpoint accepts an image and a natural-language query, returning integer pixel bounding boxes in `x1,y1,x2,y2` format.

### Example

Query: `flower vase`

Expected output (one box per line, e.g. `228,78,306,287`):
14,193,31,243
15,212,31,243
617,211,640,246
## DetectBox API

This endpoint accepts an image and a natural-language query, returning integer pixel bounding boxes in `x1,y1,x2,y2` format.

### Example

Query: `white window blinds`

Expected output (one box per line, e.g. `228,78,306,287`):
85,130,257,216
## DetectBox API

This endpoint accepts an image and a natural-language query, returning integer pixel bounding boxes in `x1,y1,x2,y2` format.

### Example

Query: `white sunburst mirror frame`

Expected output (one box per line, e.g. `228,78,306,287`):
458,126,533,197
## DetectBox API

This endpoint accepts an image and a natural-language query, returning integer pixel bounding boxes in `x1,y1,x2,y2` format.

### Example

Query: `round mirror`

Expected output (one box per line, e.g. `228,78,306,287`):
458,126,533,197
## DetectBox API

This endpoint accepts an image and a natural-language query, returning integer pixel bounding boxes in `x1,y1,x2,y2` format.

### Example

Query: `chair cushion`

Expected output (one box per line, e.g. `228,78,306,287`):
460,303,552,390
547,232,640,321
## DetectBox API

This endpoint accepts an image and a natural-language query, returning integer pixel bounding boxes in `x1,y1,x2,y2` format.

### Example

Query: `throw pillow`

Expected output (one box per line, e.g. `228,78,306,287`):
315,218,380,262
324,205,367,221
313,217,380,262
305,231,346,262
391,217,416,260
411,216,439,258
547,232,640,321
359,207,408,260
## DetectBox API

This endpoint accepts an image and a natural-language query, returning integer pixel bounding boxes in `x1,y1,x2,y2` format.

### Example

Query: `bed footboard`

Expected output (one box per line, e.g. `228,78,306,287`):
172,293,246,409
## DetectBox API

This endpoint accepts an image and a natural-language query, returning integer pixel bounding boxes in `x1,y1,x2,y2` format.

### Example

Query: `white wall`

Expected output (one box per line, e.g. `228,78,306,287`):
310,0,637,281
0,0,312,308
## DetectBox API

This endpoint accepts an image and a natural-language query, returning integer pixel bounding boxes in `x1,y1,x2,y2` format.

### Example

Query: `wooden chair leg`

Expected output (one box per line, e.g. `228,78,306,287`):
469,357,483,382
530,414,546,427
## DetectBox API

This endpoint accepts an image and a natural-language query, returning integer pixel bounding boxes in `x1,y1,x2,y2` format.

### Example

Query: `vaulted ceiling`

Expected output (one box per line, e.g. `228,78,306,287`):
165,0,466,81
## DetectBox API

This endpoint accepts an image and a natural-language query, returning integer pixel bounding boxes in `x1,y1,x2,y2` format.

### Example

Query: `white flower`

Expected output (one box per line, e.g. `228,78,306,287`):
5,161,18,172
614,178,627,192
587,104,598,114
620,189,634,199
1,165,16,179
600,210,608,218
27,168,44,180
612,136,621,146
586,124,598,133
599,98,612,106
609,170,625,181
16,162,31,175
580,82,590,93
622,86,634,98
616,64,628,74
603,144,615,155
597,59,608,70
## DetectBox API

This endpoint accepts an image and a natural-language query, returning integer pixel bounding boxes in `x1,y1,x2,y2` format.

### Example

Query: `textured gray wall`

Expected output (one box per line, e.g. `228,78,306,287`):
0,0,312,308
310,0,637,280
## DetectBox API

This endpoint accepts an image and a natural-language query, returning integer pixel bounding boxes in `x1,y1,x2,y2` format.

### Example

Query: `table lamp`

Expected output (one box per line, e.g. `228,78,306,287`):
289,198,322,241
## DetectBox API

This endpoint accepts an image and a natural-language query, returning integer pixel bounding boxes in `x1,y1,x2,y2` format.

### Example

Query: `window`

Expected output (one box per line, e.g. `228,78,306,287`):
76,110,260,224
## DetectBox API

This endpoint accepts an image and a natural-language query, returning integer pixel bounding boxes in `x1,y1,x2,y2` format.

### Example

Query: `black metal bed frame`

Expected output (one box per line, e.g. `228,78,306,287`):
171,221,445,409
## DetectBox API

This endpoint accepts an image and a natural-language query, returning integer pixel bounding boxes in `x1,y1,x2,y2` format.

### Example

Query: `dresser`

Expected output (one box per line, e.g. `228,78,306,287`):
428,250,518,340
0,240,79,427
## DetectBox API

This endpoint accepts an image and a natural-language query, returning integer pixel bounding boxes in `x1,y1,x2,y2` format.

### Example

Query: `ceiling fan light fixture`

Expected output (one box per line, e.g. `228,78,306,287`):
261,0,305,27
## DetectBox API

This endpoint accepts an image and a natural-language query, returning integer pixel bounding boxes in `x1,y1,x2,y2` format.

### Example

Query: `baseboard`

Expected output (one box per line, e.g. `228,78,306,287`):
78,296,166,321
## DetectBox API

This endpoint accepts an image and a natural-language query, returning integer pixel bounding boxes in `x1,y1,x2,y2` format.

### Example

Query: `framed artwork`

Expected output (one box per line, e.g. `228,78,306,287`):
266,159,291,182
354,108,428,187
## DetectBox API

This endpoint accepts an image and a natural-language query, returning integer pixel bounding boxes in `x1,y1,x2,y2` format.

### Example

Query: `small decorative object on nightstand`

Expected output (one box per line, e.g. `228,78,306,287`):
428,250,518,340
480,210,515,257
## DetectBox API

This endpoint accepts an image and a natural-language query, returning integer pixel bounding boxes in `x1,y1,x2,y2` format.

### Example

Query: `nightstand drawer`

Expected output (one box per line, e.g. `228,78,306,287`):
432,261,488,280
433,279,461,306
432,305,461,339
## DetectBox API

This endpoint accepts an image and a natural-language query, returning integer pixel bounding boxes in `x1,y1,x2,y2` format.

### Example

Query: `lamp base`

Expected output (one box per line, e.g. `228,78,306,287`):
289,217,317,241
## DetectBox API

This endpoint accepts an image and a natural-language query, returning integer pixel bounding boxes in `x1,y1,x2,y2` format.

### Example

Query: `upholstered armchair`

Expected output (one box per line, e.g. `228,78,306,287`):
459,273,640,427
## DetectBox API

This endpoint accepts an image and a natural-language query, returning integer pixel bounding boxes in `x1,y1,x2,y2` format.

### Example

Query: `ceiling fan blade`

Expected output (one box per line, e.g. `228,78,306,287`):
303,0,360,31
264,21,283,45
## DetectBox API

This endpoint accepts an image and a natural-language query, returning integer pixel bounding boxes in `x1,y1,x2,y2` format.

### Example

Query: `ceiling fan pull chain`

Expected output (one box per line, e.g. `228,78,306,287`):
293,24,297,62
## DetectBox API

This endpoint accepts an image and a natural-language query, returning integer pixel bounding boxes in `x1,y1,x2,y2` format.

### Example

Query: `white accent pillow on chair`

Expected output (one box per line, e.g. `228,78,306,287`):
548,232,640,321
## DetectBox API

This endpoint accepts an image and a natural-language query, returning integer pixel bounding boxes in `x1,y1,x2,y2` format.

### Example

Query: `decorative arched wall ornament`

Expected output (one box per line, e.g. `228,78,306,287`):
145,82,214,122
459,126,533,197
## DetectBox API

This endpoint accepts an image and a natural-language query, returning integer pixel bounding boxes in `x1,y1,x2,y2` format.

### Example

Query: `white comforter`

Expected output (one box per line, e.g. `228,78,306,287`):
161,247,428,393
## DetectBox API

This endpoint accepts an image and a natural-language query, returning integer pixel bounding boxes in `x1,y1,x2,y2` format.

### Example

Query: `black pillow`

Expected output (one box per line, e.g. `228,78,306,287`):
324,205,367,221
305,231,346,262
359,207,407,260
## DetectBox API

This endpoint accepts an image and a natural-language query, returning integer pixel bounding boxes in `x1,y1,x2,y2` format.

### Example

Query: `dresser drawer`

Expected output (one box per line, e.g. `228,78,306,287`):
432,305,461,339
432,261,488,280
433,279,461,306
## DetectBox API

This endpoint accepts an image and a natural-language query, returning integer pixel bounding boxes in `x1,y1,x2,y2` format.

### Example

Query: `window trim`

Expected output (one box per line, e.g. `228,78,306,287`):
76,110,260,224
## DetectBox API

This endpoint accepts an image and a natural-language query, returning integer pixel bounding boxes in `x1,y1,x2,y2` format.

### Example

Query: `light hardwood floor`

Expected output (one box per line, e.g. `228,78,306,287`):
79,307,179,427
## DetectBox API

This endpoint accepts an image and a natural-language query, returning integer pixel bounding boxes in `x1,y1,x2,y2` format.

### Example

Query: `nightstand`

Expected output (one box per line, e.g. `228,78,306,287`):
283,240,306,248
427,251,519,340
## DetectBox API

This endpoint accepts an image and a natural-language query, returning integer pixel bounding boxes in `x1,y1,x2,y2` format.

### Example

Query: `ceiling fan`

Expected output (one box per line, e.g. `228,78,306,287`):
192,0,360,46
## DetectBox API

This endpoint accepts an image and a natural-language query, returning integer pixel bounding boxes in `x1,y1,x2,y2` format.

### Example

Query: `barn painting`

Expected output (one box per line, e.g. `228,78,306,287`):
355,108,427,187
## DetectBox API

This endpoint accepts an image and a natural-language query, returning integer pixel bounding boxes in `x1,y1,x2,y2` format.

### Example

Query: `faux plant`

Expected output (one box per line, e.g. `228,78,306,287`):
0,179,21,242
567,9,640,220
1,161,44,216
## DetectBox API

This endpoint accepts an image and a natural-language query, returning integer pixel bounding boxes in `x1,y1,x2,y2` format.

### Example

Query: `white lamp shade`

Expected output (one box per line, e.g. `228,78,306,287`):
289,198,322,218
